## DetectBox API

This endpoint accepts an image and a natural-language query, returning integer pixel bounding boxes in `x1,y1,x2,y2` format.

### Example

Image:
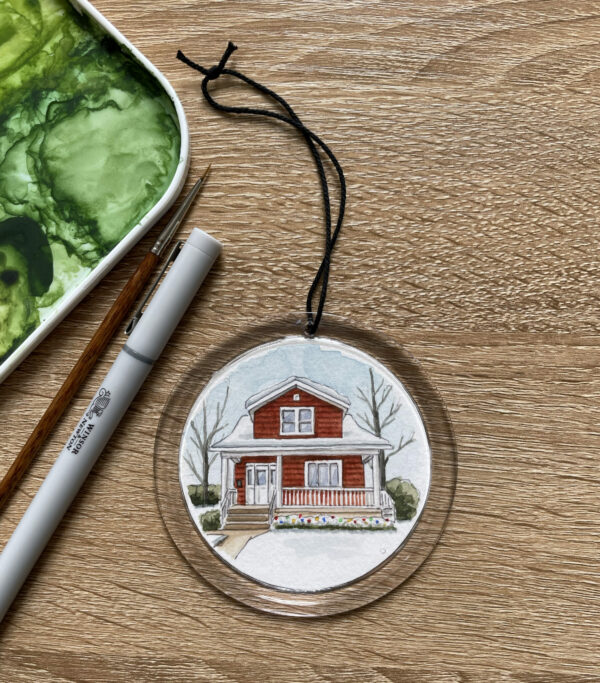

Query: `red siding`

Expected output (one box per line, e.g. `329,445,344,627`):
234,455,365,505
253,388,343,439
282,455,365,488
234,456,276,505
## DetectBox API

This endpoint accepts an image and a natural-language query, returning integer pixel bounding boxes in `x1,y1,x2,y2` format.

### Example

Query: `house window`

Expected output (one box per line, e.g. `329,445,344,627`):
305,460,342,488
280,407,314,435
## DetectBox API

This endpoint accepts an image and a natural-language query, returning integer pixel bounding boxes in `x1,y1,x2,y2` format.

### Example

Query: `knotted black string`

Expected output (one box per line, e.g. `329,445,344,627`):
177,42,346,336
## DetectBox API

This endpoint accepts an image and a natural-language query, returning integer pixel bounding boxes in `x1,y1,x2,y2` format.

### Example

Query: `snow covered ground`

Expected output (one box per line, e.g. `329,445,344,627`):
223,522,415,591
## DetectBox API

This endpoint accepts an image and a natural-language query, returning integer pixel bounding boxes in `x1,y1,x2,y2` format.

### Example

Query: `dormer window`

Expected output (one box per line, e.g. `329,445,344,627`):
280,407,314,435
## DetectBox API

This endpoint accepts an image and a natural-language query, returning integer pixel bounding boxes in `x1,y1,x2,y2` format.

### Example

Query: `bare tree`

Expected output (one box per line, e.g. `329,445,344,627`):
355,368,415,487
184,385,230,505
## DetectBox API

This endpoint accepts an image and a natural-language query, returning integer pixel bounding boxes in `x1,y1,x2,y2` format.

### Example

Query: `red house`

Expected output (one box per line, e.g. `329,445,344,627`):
211,377,396,529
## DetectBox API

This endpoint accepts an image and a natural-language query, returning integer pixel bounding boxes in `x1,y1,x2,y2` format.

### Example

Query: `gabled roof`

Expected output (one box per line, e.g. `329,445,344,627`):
244,376,350,415
211,414,391,456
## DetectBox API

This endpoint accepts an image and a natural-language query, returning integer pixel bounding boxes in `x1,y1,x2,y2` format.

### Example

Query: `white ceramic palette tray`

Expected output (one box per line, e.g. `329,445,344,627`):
0,0,189,381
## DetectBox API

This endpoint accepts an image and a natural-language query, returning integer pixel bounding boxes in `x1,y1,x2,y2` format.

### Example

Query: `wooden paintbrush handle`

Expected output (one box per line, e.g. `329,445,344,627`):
0,250,160,511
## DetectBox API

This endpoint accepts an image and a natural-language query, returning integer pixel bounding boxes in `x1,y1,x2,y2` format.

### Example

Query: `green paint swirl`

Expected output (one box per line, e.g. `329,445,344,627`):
0,0,181,363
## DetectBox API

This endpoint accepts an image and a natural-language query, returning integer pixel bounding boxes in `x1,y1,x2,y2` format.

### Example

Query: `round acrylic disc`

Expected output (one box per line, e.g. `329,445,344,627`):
154,315,456,616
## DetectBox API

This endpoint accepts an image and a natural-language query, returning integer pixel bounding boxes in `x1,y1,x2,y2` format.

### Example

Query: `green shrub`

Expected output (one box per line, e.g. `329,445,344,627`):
188,484,221,506
386,477,420,520
200,509,221,531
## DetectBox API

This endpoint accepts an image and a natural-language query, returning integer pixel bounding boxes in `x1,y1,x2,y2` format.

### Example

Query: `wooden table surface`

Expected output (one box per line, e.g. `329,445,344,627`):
1,0,599,680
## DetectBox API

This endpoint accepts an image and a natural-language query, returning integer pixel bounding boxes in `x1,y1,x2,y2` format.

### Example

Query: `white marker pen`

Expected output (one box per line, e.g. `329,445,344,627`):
0,228,221,621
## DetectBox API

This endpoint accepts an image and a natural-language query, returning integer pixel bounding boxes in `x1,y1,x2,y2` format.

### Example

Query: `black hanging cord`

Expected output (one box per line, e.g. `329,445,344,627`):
177,42,346,336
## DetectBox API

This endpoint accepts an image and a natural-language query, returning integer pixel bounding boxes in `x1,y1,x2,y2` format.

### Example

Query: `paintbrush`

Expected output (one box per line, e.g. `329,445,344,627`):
0,165,211,511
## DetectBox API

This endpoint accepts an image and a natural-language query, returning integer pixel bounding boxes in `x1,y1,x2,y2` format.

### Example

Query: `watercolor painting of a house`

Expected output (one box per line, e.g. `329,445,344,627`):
215,376,396,530
179,336,431,592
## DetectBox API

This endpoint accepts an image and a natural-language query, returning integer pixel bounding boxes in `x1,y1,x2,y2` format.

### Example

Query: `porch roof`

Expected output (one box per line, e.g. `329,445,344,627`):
211,414,392,456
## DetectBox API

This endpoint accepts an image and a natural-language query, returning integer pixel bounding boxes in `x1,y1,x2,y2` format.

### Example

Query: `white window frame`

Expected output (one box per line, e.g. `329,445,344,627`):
304,460,343,488
280,406,314,435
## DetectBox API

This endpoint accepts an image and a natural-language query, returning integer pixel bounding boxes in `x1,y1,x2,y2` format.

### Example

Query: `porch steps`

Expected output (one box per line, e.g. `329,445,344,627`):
223,505,270,531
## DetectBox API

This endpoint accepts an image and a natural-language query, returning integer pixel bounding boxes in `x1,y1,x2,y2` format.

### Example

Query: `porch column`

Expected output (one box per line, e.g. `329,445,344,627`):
220,454,227,499
372,453,381,505
276,455,282,507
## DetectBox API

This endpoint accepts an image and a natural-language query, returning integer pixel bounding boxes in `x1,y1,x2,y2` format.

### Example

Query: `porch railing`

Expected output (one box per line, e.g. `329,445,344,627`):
268,489,277,524
379,490,396,521
220,488,237,524
281,487,375,507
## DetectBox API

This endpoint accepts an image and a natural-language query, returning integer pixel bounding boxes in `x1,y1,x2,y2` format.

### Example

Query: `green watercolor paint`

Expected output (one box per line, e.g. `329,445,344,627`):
0,0,181,363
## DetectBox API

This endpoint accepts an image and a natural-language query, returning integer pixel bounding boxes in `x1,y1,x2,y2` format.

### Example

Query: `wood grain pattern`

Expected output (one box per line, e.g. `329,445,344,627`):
1,0,600,678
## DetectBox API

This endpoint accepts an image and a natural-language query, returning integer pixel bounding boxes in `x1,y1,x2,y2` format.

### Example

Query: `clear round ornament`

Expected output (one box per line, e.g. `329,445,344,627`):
154,314,456,617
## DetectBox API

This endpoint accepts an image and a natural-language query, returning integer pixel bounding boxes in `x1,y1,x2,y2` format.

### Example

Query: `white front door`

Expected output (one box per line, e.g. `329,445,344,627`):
254,466,269,504
246,463,277,505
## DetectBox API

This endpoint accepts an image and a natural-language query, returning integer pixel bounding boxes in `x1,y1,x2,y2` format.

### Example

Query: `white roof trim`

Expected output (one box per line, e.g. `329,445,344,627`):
211,414,391,456
244,376,350,415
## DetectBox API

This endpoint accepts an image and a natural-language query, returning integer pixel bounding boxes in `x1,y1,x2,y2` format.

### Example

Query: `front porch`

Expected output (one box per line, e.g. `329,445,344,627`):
220,479,396,529
220,497,395,531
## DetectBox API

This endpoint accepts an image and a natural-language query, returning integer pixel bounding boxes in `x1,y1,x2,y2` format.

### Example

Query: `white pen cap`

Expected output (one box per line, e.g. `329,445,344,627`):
127,228,222,362
186,225,222,261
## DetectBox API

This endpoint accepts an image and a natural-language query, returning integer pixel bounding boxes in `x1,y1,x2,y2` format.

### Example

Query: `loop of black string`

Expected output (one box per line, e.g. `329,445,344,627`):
177,42,346,336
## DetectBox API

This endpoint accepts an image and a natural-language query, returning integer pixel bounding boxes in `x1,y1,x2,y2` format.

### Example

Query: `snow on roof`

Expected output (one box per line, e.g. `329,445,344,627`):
244,376,350,414
211,414,391,455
